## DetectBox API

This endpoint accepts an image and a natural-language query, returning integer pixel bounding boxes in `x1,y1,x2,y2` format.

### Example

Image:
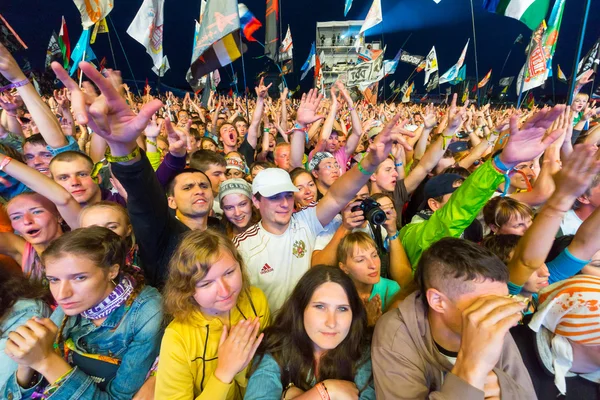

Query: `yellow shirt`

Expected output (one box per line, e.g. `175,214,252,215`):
156,286,271,400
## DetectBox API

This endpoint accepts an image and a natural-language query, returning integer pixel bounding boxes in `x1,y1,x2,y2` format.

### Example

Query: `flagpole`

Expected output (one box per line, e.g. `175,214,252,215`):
238,33,250,122
79,45,86,87
107,24,117,69
567,0,592,105
108,16,140,95
552,72,556,104
517,40,535,109
469,0,480,107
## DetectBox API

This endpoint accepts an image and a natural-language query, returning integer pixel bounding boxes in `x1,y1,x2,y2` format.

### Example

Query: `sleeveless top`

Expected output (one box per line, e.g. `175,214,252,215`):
21,241,44,282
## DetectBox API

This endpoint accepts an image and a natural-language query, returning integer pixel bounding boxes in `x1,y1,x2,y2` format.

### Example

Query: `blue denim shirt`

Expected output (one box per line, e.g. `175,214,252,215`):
1,285,164,400
0,299,51,387
244,352,376,400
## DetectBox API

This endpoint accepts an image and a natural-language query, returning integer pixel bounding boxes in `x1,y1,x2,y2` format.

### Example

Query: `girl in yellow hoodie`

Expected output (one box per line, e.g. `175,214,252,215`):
156,230,270,400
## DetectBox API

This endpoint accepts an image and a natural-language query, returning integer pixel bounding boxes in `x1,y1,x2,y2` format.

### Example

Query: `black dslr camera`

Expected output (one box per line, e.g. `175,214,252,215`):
352,198,387,226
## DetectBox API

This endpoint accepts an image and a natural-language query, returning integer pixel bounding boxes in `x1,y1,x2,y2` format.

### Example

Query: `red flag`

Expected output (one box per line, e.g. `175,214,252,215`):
228,88,233,97
314,53,321,78
471,83,478,92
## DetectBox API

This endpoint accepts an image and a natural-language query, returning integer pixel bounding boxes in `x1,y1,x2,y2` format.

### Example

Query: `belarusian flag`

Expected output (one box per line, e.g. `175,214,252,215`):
58,16,70,69
483,0,550,30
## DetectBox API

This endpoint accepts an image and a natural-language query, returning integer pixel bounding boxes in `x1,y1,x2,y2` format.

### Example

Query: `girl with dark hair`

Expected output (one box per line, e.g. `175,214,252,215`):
290,167,318,209
245,265,375,399
2,226,163,399
0,266,51,385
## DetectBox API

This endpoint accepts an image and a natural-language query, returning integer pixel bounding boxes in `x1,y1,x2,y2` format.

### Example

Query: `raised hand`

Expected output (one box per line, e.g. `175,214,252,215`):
552,143,600,204
0,42,27,83
296,89,325,126
165,117,191,157
423,103,437,129
255,77,272,99
336,80,355,107
145,114,163,138
214,317,264,384
367,113,404,166
499,105,565,168
53,88,70,109
51,61,163,156
0,92,22,113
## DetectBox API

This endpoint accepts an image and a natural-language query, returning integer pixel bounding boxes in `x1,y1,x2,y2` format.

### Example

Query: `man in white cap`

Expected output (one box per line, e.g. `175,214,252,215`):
234,89,399,312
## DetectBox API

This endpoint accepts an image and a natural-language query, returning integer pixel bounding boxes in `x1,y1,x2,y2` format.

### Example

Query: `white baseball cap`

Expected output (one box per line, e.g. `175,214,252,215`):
252,168,299,197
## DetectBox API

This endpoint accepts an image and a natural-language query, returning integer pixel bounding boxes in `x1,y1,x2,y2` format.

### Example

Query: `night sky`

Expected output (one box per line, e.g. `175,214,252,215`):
2,0,599,100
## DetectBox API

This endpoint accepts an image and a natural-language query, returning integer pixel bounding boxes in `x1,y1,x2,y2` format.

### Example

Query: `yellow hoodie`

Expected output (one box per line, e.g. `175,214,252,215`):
156,286,271,400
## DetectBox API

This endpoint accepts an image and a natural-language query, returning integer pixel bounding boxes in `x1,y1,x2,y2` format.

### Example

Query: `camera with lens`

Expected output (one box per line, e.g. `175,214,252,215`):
351,197,387,226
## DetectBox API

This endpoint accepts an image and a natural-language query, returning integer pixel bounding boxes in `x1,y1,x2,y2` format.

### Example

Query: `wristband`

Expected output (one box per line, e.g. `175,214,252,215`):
492,154,512,173
395,162,403,167
348,106,356,111
146,138,157,147
316,382,330,400
0,156,12,171
0,78,30,93
357,160,373,176
384,231,400,251
106,146,140,163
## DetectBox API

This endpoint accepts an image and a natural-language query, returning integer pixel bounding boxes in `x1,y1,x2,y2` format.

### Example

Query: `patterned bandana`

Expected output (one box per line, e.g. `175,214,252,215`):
80,275,135,320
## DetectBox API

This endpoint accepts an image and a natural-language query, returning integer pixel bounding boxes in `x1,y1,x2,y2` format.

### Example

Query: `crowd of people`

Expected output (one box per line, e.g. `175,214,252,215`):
0,39,600,399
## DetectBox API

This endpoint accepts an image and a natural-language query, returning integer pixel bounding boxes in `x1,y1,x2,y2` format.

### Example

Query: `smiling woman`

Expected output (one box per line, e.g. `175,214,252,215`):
245,265,375,400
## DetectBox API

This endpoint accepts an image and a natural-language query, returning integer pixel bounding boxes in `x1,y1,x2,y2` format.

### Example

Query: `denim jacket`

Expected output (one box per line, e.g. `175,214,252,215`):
0,299,51,387
244,352,376,400
1,285,164,400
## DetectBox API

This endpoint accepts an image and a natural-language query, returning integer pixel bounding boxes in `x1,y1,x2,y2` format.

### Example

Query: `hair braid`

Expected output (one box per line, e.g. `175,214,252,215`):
123,263,145,310
54,315,69,355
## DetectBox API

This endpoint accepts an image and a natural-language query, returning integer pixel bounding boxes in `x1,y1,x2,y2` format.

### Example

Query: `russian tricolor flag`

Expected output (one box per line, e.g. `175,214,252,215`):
238,3,262,42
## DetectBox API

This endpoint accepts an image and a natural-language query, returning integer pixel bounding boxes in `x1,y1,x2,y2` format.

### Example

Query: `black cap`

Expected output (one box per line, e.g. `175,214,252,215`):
424,173,464,200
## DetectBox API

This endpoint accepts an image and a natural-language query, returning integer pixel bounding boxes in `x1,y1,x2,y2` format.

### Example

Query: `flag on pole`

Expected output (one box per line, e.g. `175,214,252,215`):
501,85,509,94
416,59,426,73
525,91,535,109
575,37,600,82
45,31,62,69
462,82,469,103
516,20,547,94
90,18,109,44
556,64,567,83
449,65,466,85
238,3,261,42
398,49,424,66
127,0,165,71
280,60,293,75
72,0,114,29
301,42,316,80
69,29,97,76
360,0,382,34
265,0,279,60
279,25,293,61
402,82,414,103
152,55,170,77
514,33,524,44
478,69,492,88
426,72,439,92
499,76,515,86
424,46,438,85
439,39,469,84
389,80,395,89
58,16,71,69
344,0,353,16
188,0,243,84
212,69,221,87
483,0,550,30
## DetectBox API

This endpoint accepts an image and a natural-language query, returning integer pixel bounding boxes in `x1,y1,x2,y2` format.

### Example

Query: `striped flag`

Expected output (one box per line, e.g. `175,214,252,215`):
189,0,243,83
58,16,71,69
483,0,550,30
478,69,492,88
90,18,109,44
238,3,262,42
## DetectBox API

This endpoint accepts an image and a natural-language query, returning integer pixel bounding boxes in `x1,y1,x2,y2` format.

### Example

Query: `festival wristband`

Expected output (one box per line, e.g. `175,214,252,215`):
146,138,157,147
105,146,140,163
395,162,403,167
0,156,12,171
357,160,373,176
492,154,512,173
0,78,30,93
316,382,330,400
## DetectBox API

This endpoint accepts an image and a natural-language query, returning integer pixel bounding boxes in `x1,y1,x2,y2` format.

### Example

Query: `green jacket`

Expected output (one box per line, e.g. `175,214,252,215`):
399,160,505,269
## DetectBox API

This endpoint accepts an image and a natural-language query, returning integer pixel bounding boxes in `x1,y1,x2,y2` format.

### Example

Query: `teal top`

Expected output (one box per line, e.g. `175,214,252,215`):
369,277,400,311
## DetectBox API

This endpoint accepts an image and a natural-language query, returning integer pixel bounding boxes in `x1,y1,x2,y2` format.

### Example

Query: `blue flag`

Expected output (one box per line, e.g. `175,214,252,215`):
344,0,353,16
301,42,316,72
449,65,466,85
69,29,97,76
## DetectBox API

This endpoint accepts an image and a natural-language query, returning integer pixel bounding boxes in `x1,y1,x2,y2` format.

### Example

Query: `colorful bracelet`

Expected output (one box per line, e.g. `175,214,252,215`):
357,160,373,176
395,162,403,167
0,78,30,93
0,156,12,171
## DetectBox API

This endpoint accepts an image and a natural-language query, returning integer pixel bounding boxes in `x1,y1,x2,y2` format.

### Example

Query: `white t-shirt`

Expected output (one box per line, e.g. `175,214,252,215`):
313,214,387,251
559,209,583,237
234,206,324,312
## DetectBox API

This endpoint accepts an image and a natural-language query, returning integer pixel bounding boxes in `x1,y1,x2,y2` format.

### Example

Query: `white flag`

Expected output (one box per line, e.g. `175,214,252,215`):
360,0,383,34
127,0,165,70
439,40,469,84
424,46,438,85
72,0,114,29
152,55,170,77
